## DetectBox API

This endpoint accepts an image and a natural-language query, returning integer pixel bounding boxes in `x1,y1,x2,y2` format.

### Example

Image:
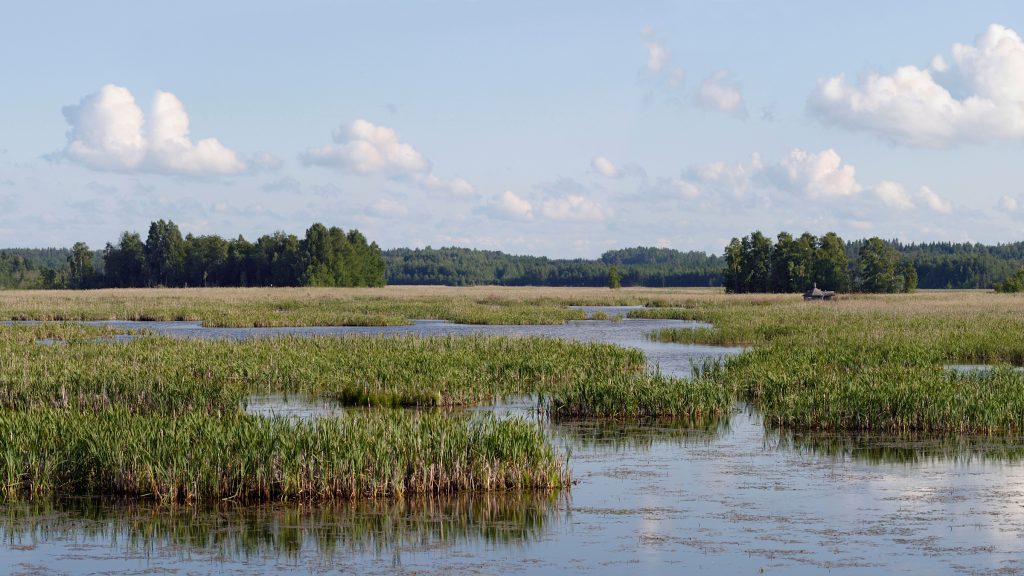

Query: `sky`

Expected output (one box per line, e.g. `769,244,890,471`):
2,1,1024,258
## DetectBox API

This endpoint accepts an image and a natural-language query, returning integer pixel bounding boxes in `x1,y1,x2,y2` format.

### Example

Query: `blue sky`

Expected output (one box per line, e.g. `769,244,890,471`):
2,1,1024,257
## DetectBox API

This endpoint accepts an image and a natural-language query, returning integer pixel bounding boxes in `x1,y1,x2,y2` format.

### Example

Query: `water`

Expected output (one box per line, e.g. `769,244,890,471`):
5,314,1024,574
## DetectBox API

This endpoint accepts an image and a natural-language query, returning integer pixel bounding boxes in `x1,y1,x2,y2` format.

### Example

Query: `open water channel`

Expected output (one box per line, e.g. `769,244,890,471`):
5,307,1024,574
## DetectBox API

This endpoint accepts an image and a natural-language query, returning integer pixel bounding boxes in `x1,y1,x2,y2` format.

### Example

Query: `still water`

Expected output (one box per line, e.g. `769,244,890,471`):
5,308,1024,574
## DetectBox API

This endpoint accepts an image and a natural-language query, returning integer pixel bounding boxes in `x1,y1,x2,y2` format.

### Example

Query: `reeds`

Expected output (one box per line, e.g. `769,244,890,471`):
0,325,646,413
0,409,567,503
644,290,1024,433
544,364,730,420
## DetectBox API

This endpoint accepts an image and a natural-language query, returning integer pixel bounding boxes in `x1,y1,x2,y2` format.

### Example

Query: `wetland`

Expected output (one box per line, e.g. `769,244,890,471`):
3,287,1024,574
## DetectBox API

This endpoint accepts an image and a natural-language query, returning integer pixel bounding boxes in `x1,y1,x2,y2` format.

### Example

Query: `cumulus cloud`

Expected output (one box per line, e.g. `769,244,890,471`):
491,190,534,220
874,181,915,210
61,84,245,175
302,119,475,194
668,147,956,219
539,195,612,221
810,24,1024,146
773,148,861,198
302,119,429,175
694,71,746,116
675,153,763,198
591,156,619,178
918,185,952,213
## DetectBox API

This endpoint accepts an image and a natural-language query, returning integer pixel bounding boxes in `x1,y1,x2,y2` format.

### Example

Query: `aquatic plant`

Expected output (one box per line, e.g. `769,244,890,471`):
0,409,567,503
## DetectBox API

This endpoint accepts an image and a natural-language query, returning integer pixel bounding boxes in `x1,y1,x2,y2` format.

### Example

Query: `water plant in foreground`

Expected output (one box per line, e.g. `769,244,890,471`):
0,409,568,503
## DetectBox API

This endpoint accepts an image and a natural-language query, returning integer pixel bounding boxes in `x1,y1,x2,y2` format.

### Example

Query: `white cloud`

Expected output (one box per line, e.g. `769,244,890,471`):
775,148,861,199
678,153,763,198
999,195,1019,211
641,27,670,73
146,91,246,175
302,119,474,195
62,85,145,171
917,185,952,213
416,173,478,196
874,181,915,210
591,156,619,178
694,71,745,115
670,178,701,199
539,194,612,221
493,190,534,220
61,84,245,175
301,119,429,175
448,177,477,196
811,24,1024,147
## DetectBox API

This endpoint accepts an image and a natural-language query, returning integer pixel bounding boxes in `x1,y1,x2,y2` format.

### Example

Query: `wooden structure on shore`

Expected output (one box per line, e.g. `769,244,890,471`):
803,283,836,301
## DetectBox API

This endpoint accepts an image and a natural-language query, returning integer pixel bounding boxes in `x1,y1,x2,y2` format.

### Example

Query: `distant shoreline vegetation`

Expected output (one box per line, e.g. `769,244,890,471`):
724,231,917,294
3,227,1024,290
14,220,386,289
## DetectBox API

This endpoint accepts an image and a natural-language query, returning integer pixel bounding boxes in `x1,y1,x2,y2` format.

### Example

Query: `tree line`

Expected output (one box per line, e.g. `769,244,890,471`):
383,246,723,287
8,232,1024,290
52,220,386,289
724,231,917,294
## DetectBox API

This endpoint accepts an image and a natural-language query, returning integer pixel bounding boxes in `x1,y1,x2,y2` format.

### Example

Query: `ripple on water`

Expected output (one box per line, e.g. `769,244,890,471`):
6,317,1024,574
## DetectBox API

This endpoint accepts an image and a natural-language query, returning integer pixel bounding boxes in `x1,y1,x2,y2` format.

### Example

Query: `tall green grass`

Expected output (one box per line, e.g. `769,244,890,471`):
0,409,567,503
544,364,730,421
646,292,1024,433
0,325,646,413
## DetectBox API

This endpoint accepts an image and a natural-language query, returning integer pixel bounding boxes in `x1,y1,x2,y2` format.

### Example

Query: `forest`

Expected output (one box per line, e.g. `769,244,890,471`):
4,231,1024,291
14,221,386,289
724,232,916,294
383,246,723,287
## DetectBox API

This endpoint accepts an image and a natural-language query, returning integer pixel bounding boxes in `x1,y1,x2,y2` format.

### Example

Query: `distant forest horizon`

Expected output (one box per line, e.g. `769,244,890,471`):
2,223,1024,291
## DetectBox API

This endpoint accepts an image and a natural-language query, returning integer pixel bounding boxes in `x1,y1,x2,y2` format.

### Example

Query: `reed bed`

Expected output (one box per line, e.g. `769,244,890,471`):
0,318,693,502
645,290,1024,433
10,286,1024,495
0,409,567,503
0,287,605,327
544,364,730,420
0,325,646,413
